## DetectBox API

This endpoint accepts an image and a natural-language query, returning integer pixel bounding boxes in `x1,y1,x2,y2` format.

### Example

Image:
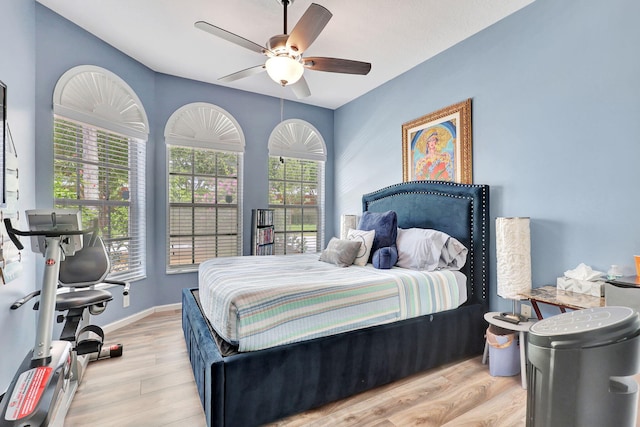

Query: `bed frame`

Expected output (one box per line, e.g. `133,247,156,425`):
182,180,490,427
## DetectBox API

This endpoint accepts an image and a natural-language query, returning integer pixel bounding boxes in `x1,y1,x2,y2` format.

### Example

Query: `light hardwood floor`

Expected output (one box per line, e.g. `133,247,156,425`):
64,310,640,426
65,309,529,427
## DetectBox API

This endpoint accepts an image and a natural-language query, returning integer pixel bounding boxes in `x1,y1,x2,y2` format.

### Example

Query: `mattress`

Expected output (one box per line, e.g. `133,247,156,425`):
198,253,467,352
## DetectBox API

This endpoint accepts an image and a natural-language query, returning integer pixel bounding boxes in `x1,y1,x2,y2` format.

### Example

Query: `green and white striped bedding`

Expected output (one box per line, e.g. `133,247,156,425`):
198,254,467,352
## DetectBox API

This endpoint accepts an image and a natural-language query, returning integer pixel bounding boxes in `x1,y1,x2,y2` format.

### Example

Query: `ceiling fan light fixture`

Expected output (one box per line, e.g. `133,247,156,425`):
265,56,303,86
196,2,369,98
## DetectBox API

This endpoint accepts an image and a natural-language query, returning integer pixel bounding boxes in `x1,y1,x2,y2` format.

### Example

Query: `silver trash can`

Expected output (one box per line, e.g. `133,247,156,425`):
527,306,640,427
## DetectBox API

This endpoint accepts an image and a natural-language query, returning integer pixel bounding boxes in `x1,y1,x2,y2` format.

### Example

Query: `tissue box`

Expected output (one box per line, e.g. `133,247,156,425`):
557,277,605,297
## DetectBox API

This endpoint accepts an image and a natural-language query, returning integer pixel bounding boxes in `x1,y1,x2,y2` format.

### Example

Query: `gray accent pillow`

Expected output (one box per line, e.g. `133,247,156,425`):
319,238,362,267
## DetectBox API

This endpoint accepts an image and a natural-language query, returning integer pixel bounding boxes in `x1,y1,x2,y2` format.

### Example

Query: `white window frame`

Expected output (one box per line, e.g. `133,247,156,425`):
268,119,326,255
53,65,148,282
164,103,245,273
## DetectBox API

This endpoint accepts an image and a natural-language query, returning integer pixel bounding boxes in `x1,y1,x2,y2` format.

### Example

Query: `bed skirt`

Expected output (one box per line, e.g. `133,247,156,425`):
182,287,486,427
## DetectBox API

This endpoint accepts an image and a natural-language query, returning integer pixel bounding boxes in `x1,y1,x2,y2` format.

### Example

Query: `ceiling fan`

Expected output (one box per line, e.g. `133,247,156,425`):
195,0,371,98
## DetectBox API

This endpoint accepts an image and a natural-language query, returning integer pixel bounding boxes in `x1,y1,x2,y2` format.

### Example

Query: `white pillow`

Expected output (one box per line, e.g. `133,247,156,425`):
346,228,375,266
396,228,468,271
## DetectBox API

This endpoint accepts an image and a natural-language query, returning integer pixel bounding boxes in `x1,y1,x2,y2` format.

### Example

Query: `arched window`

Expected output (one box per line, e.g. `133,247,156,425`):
53,65,148,281
165,103,245,271
268,119,326,254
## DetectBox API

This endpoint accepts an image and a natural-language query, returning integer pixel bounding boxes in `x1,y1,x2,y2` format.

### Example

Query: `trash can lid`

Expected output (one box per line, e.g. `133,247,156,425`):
529,306,640,349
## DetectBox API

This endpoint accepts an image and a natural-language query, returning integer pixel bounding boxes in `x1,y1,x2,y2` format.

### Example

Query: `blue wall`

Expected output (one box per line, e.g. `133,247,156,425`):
334,0,640,313
0,0,38,393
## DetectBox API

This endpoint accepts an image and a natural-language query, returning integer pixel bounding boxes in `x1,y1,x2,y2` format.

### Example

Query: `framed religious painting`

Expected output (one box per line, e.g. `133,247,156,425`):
402,98,472,183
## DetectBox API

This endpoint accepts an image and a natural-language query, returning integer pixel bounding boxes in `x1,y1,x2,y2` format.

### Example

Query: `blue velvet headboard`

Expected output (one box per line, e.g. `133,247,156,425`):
361,180,489,305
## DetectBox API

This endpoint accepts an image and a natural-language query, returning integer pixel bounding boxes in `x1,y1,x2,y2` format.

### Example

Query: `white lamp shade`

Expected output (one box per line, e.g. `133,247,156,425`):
265,56,304,86
496,217,532,299
340,214,358,240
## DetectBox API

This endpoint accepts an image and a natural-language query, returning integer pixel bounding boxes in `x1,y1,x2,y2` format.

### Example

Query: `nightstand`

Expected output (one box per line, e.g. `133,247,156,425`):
482,311,536,389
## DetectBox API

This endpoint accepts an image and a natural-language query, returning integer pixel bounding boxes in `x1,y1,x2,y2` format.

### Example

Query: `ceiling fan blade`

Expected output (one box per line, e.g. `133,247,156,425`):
303,57,372,75
286,3,332,54
290,76,311,99
195,21,267,55
219,65,266,83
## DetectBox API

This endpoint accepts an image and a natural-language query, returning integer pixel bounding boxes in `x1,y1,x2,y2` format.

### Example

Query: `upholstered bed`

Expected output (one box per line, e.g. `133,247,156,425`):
182,180,490,427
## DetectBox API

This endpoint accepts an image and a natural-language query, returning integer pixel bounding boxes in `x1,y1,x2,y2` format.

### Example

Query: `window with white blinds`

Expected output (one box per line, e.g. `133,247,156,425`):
267,119,326,255
167,147,242,269
53,117,146,281
164,103,245,272
268,157,323,254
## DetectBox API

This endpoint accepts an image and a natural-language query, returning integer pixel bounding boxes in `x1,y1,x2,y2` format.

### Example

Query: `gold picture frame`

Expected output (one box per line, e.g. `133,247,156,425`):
402,99,472,183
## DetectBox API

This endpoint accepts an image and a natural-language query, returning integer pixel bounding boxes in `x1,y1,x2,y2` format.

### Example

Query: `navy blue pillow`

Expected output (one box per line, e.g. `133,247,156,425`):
372,246,398,269
358,210,398,263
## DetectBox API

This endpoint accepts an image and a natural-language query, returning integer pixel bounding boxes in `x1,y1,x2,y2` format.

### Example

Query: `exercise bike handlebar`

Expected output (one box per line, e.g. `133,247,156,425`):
3,217,96,251
10,289,44,309
103,279,131,296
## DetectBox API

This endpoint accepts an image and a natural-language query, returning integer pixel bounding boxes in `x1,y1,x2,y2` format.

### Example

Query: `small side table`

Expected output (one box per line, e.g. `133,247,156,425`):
518,285,604,320
482,311,535,389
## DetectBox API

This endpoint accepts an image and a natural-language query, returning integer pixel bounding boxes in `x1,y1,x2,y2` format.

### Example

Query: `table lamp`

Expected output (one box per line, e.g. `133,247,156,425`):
340,214,358,240
495,217,531,324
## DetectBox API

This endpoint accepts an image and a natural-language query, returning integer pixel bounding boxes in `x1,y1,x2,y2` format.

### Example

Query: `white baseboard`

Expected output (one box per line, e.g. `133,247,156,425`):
102,303,182,334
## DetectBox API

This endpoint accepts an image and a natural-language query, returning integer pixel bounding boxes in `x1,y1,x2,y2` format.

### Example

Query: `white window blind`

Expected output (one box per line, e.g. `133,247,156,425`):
53,117,146,282
164,103,244,272
268,156,324,254
52,65,149,283
267,119,326,255
167,147,242,270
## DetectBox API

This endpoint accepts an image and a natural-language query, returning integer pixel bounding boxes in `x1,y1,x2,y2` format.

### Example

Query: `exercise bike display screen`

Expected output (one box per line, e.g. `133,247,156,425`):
26,209,83,256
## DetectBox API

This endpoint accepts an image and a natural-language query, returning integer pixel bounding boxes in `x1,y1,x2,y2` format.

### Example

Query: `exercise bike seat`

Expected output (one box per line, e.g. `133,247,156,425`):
54,289,113,312
33,289,113,311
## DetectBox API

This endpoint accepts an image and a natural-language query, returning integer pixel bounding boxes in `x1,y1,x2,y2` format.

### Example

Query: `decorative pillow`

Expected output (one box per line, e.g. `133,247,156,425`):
346,228,375,266
372,246,398,269
319,238,362,267
438,234,468,270
396,228,468,271
357,210,398,263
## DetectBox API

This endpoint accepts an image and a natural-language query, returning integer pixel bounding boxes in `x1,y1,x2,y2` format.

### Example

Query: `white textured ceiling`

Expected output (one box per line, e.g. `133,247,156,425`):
36,0,533,109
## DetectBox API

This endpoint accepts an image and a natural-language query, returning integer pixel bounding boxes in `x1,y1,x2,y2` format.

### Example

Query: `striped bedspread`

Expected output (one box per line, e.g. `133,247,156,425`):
198,254,467,352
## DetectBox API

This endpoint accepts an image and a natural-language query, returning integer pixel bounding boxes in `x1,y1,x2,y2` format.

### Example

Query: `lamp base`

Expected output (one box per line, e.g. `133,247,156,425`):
494,312,526,325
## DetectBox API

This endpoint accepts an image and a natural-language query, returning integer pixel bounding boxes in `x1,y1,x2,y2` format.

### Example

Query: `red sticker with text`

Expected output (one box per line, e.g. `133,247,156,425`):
4,367,52,421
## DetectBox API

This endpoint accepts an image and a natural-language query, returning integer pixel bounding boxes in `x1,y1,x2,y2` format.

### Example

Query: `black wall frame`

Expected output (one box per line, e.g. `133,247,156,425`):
0,80,5,206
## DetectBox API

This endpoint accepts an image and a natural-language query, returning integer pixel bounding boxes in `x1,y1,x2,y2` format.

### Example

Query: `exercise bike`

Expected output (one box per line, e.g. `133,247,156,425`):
0,210,129,427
